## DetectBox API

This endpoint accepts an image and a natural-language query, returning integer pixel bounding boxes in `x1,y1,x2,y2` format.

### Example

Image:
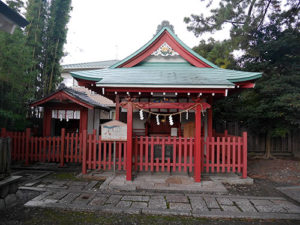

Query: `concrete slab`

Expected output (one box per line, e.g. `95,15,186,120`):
276,186,300,203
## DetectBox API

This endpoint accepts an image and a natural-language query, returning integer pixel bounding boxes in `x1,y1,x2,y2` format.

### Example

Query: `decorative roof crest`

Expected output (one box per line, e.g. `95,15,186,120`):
151,42,179,57
155,20,175,35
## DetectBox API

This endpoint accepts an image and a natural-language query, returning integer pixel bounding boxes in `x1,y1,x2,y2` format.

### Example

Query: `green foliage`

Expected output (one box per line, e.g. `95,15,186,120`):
185,1,300,138
0,28,36,130
203,3,300,138
184,0,297,50
192,38,236,69
25,0,72,98
43,0,71,95
0,0,72,130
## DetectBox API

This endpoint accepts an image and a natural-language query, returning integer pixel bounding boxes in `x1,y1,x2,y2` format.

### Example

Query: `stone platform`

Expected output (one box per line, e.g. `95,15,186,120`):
86,171,253,193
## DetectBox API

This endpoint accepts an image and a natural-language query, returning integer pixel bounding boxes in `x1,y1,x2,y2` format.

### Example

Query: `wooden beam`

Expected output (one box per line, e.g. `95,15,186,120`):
104,87,226,94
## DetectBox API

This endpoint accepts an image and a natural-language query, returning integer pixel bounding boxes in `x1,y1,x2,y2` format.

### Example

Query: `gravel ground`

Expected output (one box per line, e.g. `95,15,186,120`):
224,158,300,197
248,158,300,186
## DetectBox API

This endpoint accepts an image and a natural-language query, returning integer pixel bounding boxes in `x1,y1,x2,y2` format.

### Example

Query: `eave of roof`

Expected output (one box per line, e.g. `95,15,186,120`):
0,1,28,27
62,60,119,71
109,27,219,69
71,64,262,88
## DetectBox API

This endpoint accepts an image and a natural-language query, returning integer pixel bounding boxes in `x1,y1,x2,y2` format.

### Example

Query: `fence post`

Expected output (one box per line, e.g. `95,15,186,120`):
60,128,65,167
82,130,87,174
1,128,7,137
224,130,228,137
242,132,248,178
25,128,31,166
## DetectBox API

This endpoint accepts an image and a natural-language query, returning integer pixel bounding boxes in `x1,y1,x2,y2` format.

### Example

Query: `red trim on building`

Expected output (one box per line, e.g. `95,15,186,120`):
117,30,212,68
31,90,94,109
104,87,228,93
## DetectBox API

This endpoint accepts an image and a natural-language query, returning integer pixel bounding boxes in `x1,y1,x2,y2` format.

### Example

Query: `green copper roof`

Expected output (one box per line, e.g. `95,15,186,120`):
71,63,262,88
70,24,262,87
62,60,119,71
109,27,219,69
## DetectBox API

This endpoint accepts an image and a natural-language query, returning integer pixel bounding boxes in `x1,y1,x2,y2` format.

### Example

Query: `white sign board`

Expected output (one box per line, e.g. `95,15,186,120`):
101,120,127,141
171,128,178,137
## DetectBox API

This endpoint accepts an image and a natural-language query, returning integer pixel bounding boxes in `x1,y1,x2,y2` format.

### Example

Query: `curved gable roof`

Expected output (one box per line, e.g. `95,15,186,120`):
110,27,219,69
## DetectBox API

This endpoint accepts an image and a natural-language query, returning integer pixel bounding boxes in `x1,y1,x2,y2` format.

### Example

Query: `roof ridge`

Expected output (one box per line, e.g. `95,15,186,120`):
109,25,219,69
62,59,119,67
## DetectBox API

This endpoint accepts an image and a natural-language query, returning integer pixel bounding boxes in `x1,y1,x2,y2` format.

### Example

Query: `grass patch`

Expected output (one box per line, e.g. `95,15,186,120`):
8,207,297,225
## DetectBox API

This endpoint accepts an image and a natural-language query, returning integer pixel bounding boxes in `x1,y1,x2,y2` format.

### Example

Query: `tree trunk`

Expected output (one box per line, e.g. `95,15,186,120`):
47,39,59,94
253,131,275,159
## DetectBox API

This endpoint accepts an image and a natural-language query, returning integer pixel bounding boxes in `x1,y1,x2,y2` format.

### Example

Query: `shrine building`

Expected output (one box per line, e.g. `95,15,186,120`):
69,21,262,182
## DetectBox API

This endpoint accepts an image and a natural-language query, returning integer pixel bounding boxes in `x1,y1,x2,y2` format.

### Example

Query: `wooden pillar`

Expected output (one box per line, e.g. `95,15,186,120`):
43,107,51,136
242,132,248,178
79,109,88,133
82,129,87,174
60,128,65,167
115,95,120,121
194,104,202,182
126,102,133,181
207,97,213,137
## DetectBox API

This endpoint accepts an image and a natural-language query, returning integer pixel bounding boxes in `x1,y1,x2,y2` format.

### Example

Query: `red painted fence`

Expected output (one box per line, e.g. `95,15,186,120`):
1,128,84,166
133,134,247,178
133,136,195,173
203,133,248,178
83,130,127,173
1,128,247,178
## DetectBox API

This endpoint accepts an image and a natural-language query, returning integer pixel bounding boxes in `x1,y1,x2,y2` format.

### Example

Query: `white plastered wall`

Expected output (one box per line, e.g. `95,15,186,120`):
87,108,100,134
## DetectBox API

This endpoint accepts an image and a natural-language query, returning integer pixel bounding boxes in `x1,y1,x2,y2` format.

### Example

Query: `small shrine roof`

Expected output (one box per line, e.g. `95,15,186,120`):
31,85,110,110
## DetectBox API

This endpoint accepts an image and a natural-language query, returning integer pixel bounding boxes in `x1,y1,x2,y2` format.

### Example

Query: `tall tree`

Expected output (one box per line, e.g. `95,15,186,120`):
0,1,36,130
187,1,300,158
25,0,72,98
25,0,49,99
192,38,236,69
184,0,298,50
43,0,72,95
0,0,72,130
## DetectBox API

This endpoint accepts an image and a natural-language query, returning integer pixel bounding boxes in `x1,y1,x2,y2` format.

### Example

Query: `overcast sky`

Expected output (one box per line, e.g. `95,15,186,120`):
62,0,229,65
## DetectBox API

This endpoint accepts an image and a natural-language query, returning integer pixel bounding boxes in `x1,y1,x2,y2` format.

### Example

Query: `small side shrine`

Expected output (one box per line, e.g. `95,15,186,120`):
30,84,110,136
70,21,262,182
